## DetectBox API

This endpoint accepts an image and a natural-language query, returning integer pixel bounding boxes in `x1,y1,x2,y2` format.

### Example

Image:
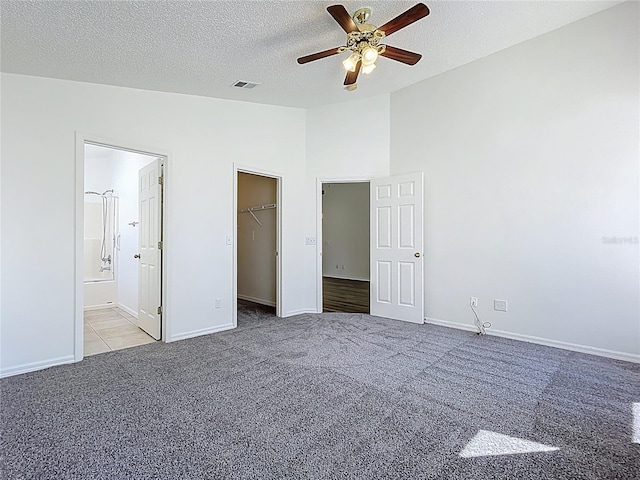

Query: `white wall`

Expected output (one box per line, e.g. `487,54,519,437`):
237,173,277,306
1,74,308,376
322,182,370,281
390,2,639,359
84,145,114,193
306,95,390,180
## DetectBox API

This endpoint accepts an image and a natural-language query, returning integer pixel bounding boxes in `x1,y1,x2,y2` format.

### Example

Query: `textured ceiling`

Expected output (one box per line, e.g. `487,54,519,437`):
1,1,623,108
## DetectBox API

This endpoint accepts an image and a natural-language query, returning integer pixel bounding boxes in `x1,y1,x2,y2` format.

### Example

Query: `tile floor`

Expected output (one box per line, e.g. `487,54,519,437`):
84,307,156,356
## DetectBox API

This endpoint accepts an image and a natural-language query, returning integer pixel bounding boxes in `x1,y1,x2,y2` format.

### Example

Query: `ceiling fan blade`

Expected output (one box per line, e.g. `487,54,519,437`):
327,5,359,33
297,47,342,64
378,3,430,37
344,61,361,86
380,45,422,65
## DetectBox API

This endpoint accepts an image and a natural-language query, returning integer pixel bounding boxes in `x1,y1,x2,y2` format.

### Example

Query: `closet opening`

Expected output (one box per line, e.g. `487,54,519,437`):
235,170,282,323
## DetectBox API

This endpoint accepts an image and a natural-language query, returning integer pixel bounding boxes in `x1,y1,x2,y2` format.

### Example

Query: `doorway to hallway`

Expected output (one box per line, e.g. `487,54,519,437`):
320,182,370,314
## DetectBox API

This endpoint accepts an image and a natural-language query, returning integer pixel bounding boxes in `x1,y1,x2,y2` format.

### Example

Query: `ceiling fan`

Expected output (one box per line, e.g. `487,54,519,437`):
297,3,430,90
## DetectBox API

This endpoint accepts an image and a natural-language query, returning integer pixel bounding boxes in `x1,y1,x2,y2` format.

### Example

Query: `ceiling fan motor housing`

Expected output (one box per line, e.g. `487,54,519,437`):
352,7,371,24
343,28,386,55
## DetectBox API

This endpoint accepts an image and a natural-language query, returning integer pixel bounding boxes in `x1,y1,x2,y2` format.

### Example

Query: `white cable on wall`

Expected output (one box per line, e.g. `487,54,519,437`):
471,305,491,335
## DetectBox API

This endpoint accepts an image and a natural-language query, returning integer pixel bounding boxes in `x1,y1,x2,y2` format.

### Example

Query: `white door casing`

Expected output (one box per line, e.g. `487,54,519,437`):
370,172,424,324
138,159,163,339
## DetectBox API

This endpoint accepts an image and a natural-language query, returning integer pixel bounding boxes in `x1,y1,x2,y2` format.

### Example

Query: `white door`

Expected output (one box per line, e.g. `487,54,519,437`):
370,172,424,324
137,159,163,339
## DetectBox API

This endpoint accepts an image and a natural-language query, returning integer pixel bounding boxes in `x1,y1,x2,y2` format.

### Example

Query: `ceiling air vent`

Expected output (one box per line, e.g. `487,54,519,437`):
231,80,259,89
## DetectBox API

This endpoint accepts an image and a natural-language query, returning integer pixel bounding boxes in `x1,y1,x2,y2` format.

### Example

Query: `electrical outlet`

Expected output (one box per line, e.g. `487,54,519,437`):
470,297,478,307
494,299,508,312
215,299,222,309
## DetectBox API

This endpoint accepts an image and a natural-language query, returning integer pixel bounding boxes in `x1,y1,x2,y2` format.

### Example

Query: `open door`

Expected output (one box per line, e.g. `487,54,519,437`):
137,159,163,339
370,172,424,324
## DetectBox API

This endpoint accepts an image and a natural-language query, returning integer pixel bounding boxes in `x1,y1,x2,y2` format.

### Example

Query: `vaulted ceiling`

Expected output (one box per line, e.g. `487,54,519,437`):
1,1,622,108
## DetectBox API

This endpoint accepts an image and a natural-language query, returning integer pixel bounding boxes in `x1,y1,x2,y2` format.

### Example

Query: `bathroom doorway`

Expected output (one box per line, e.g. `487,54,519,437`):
78,141,166,357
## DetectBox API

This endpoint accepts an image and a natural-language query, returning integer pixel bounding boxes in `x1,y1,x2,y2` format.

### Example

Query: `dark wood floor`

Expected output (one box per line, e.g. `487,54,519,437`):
322,277,370,314
237,298,276,316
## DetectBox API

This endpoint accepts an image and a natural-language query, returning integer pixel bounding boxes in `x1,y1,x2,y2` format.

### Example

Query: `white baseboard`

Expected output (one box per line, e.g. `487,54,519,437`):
0,355,75,379
117,303,138,318
283,308,319,317
424,317,640,364
170,323,235,342
237,294,276,307
84,303,116,311
487,328,640,363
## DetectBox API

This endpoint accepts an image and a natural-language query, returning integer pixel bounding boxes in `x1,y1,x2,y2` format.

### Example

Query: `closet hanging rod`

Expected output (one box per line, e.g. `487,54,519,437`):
238,203,276,214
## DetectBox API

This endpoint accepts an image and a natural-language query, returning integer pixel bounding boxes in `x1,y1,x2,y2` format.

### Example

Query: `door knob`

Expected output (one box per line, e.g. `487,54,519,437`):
414,252,421,258
134,254,140,259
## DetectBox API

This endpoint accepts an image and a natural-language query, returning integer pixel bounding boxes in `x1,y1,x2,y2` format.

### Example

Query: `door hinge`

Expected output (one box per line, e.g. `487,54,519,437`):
158,241,163,249
158,176,164,185
157,306,162,315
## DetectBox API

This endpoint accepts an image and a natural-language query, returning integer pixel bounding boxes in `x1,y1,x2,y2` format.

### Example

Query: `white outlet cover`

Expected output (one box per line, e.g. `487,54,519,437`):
494,299,508,312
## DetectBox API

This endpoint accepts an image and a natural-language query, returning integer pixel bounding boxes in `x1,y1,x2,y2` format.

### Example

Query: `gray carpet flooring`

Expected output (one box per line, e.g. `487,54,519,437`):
1,302,639,479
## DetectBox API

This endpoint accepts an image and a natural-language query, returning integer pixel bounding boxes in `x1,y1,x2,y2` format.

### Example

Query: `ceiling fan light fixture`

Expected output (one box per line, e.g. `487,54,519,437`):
342,52,361,72
362,63,376,75
361,45,379,66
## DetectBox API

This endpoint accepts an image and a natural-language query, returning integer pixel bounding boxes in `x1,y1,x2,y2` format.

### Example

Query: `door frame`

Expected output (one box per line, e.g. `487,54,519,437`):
74,132,170,362
315,177,372,312
233,164,283,326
